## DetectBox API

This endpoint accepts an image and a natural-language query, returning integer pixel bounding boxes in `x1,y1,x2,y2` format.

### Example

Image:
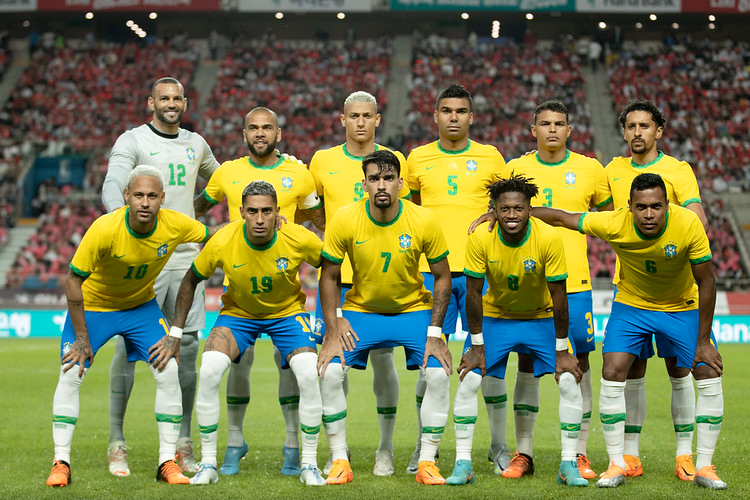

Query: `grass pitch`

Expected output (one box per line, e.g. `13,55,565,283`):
0,338,748,500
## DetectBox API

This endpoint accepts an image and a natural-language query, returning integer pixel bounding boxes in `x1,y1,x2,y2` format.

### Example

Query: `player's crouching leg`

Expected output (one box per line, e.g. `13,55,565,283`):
289,350,326,486
320,362,352,485
416,367,450,485
151,358,189,484
47,366,87,487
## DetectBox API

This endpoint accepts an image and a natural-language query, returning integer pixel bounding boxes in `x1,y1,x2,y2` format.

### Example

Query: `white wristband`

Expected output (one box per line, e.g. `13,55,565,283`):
556,338,568,351
427,325,442,338
471,332,484,345
169,326,183,339
336,308,343,318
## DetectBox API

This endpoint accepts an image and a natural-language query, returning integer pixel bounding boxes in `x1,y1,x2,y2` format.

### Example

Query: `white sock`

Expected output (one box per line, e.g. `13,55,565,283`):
577,369,593,455
195,351,230,467
151,358,183,465
481,376,507,448
513,371,539,457
320,363,348,461
453,371,482,461
418,367,450,463
53,366,87,463
274,345,300,449
414,369,426,452
226,346,253,447
108,335,135,443
289,352,321,468
695,377,723,470
370,348,399,455
624,376,645,457
558,372,583,461
177,332,199,440
670,373,695,457
600,378,627,468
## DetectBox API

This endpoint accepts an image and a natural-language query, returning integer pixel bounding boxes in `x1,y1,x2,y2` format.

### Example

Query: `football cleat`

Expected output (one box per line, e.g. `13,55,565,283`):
219,441,249,476
300,465,327,486
488,443,510,474
501,452,534,478
446,459,475,485
281,446,301,476
576,453,596,479
107,440,130,477
416,461,446,485
623,454,643,477
326,459,353,485
373,450,394,477
596,462,626,488
557,459,588,487
694,465,728,490
176,437,197,473
156,459,189,484
675,454,695,481
189,463,218,485
46,460,71,487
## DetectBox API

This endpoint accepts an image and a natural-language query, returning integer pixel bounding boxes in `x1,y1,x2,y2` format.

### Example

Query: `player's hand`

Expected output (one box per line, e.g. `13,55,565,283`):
333,317,358,351
457,344,485,380
693,340,723,376
275,214,288,230
468,211,497,234
317,334,345,378
278,151,303,165
423,336,452,376
61,338,94,377
148,335,181,371
555,350,582,383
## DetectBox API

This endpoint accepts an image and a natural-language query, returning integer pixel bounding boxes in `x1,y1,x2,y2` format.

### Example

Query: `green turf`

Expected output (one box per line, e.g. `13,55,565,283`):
1,338,747,499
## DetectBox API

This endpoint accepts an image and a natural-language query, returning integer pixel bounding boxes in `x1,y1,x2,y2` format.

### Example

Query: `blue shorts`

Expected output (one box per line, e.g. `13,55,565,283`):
568,290,596,355
423,272,488,336
613,285,656,360
60,298,168,368
603,301,718,369
214,313,317,369
330,309,442,370
466,316,563,378
313,284,352,343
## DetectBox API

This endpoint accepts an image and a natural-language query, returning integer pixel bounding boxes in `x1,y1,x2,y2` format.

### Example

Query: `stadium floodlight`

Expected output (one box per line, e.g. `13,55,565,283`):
672,22,679,29
708,14,716,21
635,22,643,29
22,20,30,27
461,12,469,20
126,20,134,27
139,32,146,38
131,23,140,31
649,14,657,21
491,20,500,39
708,22,716,30
149,12,157,20
85,12,93,20
337,12,345,20
526,13,534,20
275,12,284,19
598,21,606,30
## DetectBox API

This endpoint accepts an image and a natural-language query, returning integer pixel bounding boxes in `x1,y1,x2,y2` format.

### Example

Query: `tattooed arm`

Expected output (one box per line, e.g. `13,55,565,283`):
423,256,452,375
62,269,94,377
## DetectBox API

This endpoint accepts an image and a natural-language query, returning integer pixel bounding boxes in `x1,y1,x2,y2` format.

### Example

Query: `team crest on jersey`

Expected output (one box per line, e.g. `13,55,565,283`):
62,342,72,356
157,244,168,257
281,176,293,191
523,257,537,274
399,233,412,250
466,160,478,172
186,146,196,161
564,171,577,187
276,256,290,271
314,317,324,334
664,243,678,259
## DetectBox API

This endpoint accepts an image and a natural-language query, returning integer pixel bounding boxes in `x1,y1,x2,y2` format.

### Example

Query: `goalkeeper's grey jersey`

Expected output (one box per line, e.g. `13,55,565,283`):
101,123,220,271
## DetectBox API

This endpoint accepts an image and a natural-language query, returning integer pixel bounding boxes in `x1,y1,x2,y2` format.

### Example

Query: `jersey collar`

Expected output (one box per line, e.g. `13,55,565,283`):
342,142,379,160
630,150,664,169
366,199,403,227
497,220,531,248
247,156,284,170
535,149,570,166
632,208,670,240
437,139,471,155
124,207,159,238
243,222,278,250
147,122,179,139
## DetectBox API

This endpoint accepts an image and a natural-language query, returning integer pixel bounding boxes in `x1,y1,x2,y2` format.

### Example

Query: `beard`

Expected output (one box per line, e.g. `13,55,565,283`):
247,137,277,158
154,106,183,125
372,193,393,208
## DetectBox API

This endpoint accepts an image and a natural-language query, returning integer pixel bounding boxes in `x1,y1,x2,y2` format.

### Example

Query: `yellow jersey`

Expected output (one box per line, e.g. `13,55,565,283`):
406,139,507,272
202,156,320,222
309,143,410,283
507,150,611,293
322,199,449,314
579,205,711,311
464,217,568,320
70,207,209,312
192,221,322,320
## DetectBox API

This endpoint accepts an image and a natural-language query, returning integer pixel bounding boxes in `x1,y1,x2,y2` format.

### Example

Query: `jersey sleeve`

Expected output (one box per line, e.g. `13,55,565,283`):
543,230,568,282
300,228,324,268
69,217,110,277
101,132,136,212
405,152,420,193
309,151,325,196
422,211,450,264
321,211,349,264
177,213,210,244
578,210,616,241
490,148,509,181
463,231,486,278
197,135,220,181
202,164,227,205
674,161,702,207
395,151,411,199
191,237,219,280
687,215,712,264
297,167,322,210
591,160,613,208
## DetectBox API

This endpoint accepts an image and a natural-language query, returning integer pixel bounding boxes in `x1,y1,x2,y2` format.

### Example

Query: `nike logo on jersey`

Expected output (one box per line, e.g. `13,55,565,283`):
232,180,243,184
329,170,341,175
114,254,127,259
150,152,160,156
355,239,369,245
426,165,436,170
233,263,247,268
488,259,500,264
612,177,622,181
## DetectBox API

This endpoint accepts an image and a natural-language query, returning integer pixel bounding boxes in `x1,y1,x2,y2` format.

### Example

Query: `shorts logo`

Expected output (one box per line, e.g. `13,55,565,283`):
466,160,478,172
564,171,577,187
314,317,324,334
664,243,678,259
523,258,537,274
399,233,412,250
276,257,290,271
186,146,196,161
62,342,72,355
157,244,168,257
281,176,293,190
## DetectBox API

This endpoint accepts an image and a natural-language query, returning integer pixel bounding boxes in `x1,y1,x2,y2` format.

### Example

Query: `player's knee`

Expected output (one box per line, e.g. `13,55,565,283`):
288,352,318,390
59,365,87,387
200,351,231,390
423,366,449,388
456,371,482,397
320,362,345,390
558,372,582,404
152,358,179,389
